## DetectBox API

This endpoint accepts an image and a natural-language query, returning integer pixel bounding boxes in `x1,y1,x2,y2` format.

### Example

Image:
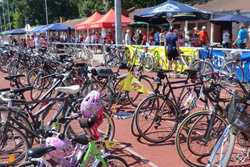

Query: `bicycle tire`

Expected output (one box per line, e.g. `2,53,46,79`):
222,62,244,87
143,55,154,72
175,110,228,167
27,67,39,86
191,60,214,82
104,53,118,67
127,75,154,108
80,50,88,61
135,95,178,143
246,70,250,88
0,124,29,166
130,112,140,137
16,67,30,87
30,74,44,101
96,154,129,167
0,56,12,73
113,77,131,106
207,125,235,167
0,108,34,147
63,110,115,141
81,81,114,112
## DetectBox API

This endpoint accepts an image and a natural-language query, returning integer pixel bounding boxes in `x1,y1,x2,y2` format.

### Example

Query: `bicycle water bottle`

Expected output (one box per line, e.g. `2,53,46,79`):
184,94,194,108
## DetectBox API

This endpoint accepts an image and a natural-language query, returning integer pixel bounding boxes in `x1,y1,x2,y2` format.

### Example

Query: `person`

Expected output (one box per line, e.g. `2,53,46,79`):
106,31,112,44
112,31,115,44
133,29,143,45
185,31,192,47
125,29,131,45
176,28,185,47
40,35,47,48
35,33,42,48
148,31,154,45
159,29,165,46
154,29,160,45
29,35,35,48
198,26,209,47
26,34,30,48
9,35,17,46
190,27,200,47
233,25,249,49
222,29,230,48
164,26,181,78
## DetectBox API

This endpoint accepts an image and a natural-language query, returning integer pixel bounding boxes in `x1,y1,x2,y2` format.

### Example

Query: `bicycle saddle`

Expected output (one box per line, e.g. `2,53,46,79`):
27,146,56,158
71,135,89,145
184,68,198,75
55,85,81,94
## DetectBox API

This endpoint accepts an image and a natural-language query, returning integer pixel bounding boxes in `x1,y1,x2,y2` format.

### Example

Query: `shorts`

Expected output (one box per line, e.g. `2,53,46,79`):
167,50,178,61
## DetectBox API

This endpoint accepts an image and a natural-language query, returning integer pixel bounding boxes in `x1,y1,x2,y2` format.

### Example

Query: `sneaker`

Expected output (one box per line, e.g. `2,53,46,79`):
167,73,171,78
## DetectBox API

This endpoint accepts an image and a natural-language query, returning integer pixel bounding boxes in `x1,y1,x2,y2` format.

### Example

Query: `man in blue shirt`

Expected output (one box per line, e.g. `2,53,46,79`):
164,26,181,78
233,25,249,49
154,29,160,45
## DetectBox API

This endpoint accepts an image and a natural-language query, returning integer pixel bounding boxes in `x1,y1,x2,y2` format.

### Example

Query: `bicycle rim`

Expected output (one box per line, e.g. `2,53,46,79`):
135,95,178,143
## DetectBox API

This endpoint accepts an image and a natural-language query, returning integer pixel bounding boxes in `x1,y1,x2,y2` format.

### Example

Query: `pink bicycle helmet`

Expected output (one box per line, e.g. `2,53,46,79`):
80,90,104,140
45,137,73,159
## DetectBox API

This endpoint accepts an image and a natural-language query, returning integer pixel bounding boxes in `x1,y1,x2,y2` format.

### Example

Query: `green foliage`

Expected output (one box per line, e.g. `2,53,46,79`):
0,0,195,30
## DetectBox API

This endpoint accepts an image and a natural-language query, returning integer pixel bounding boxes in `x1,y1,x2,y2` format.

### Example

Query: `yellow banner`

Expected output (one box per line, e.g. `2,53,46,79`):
122,73,151,94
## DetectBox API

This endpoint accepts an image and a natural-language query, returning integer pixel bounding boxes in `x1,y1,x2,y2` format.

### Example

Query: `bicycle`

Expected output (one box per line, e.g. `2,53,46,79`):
175,81,235,167
126,45,154,72
207,77,250,167
79,44,93,61
192,44,244,86
17,115,128,167
133,68,203,143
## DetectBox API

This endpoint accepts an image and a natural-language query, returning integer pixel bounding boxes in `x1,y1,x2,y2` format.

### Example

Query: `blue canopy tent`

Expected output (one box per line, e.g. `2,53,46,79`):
38,23,74,32
208,13,250,24
134,0,211,26
5,29,26,35
32,25,47,33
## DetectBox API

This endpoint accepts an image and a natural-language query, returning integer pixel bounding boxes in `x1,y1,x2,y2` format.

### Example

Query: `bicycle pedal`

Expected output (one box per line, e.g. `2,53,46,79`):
234,153,248,163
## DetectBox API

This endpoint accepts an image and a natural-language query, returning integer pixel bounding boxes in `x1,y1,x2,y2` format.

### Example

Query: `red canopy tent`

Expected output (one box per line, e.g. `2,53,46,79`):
75,12,103,30
89,9,133,29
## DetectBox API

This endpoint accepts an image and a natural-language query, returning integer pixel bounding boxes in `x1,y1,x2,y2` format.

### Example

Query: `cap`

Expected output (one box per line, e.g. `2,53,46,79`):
169,26,174,32
126,29,130,33
174,29,178,32
194,27,197,30
202,26,206,29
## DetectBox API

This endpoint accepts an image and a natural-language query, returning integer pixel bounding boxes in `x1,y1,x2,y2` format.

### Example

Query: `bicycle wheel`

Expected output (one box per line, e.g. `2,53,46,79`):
0,124,29,166
246,70,250,88
0,56,12,73
80,50,88,61
135,95,178,143
127,75,154,108
27,67,39,86
96,154,129,167
143,55,154,72
175,110,228,167
191,60,213,82
222,62,244,87
104,53,118,67
81,81,114,112
153,51,164,70
17,68,30,87
113,77,131,105
30,74,44,101
0,108,34,147
207,125,235,167
64,110,115,141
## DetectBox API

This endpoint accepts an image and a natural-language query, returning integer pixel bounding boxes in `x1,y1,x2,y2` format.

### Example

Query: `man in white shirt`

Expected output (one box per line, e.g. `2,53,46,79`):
222,29,230,48
35,33,42,48
125,30,131,45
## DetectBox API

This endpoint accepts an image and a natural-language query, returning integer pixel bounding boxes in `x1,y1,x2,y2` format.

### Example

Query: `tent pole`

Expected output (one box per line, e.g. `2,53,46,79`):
147,23,149,44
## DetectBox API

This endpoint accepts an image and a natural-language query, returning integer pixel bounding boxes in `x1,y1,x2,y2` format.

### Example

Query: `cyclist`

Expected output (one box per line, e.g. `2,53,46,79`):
164,26,181,78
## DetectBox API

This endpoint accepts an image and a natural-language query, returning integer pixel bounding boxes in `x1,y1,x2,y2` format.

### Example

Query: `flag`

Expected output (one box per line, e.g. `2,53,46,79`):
105,140,119,149
122,73,151,94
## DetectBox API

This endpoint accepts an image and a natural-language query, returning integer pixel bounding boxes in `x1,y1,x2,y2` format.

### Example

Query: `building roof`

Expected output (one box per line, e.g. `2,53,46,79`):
191,0,250,12
128,7,150,21
62,18,87,27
